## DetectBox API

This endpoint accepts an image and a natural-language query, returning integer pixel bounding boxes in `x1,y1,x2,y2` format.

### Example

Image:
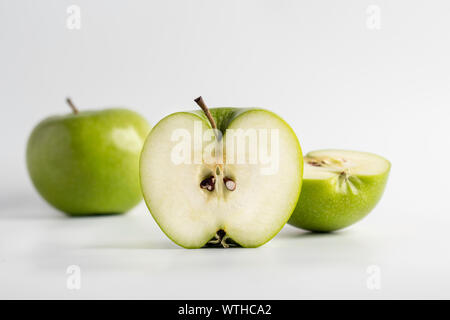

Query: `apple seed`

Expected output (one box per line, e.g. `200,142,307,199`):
200,176,215,191
223,177,236,191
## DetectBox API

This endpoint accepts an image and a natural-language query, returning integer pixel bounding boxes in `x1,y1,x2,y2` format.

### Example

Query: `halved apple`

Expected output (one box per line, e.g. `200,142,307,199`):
140,97,303,248
288,149,390,232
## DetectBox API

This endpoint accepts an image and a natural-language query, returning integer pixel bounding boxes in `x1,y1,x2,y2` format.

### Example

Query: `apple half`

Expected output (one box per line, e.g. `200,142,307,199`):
288,149,390,232
140,97,303,248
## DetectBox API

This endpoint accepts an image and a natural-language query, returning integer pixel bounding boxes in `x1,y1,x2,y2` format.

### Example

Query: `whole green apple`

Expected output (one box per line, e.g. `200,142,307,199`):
26,99,151,215
140,97,303,248
288,149,390,232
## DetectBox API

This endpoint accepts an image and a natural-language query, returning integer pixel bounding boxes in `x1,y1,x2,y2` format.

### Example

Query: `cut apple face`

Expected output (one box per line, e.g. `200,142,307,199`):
289,149,390,232
140,99,302,248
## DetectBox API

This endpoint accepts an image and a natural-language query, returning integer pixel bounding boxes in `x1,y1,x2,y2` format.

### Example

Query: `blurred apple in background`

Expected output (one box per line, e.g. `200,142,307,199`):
26,98,151,216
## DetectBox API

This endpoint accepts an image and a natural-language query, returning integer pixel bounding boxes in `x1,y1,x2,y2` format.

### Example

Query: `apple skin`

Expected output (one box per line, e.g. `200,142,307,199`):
288,163,390,232
26,109,151,215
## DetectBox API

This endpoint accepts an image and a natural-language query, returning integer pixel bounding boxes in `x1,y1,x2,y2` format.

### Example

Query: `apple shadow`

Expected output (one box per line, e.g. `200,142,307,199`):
0,192,135,220
66,212,128,218
84,241,178,250
201,244,244,249
276,228,344,239
0,192,64,220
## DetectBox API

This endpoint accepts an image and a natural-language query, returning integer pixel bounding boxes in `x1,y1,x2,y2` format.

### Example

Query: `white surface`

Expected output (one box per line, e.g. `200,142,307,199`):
1,198,450,299
1,0,450,299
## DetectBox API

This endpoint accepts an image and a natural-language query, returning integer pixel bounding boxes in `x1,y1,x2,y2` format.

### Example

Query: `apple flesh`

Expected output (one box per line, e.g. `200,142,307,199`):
140,98,303,248
288,149,390,232
27,102,151,215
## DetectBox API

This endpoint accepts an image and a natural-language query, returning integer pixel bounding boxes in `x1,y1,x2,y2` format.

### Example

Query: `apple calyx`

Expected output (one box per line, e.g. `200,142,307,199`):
66,97,79,115
207,229,233,248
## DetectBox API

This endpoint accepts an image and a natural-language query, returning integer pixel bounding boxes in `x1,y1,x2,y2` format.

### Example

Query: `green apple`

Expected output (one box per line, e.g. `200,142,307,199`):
288,149,390,232
26,98,151,215
140,97,303,248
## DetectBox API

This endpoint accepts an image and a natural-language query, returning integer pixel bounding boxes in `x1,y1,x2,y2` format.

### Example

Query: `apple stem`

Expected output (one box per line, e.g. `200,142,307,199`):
66,97,79,114
194,96,217,130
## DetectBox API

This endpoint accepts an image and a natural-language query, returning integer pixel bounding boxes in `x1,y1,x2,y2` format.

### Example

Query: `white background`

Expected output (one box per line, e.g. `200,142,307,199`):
1,0,450,299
